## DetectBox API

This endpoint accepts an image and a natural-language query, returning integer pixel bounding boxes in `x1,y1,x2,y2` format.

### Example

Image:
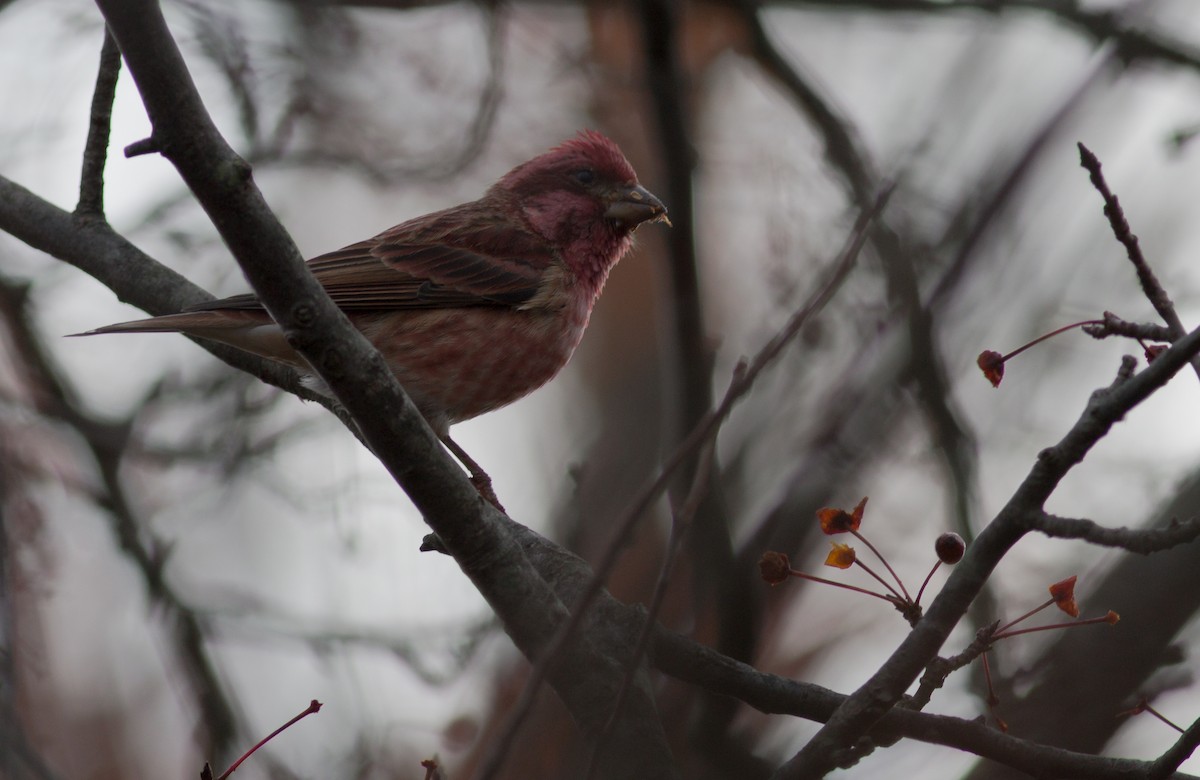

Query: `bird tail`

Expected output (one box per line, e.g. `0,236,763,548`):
70,310,302,369
69,311,261,337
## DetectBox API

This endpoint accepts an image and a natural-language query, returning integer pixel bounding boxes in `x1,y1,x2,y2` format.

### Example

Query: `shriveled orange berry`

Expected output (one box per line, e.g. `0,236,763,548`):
818,496,868,535
824,542,856,570
1049,575,1079,618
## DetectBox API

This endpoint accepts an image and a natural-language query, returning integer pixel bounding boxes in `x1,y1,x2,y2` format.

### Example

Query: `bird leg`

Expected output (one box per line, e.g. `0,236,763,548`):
324,397,504,512
441,433,505,513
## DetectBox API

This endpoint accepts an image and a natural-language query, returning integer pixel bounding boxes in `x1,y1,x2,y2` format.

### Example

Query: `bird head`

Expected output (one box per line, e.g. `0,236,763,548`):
496,130,669,246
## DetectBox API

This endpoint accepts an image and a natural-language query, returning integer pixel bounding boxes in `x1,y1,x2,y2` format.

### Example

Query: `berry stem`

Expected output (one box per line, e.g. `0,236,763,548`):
993,613,1116,640
216,700,322,780
1000,320,1105,362
851,530,911,601
994,598,1053,635
851,557,907,602
915,561,941,606
786,568,894,602
1143,705,1185,733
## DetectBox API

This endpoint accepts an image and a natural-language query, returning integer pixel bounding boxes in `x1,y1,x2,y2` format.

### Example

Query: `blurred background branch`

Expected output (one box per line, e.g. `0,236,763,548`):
1,0,1199,778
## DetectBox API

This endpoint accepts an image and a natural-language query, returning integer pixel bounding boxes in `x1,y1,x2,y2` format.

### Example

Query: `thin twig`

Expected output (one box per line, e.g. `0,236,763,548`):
77,28,122,219
1027,510,1200,554
0,276,242,754
1083,311,1174,345
257,5,505,184
1077,142,1200,382
780,0,1200,74
737,0,874,207
772,326,1200,778
908,621,998,711
648,625,1200,779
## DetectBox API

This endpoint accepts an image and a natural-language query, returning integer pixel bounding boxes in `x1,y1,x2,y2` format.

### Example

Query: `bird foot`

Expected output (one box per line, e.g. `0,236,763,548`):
471,474,505,513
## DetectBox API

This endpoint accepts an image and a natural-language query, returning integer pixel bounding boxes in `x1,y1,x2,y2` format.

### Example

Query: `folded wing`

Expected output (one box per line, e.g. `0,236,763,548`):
186,203,557,315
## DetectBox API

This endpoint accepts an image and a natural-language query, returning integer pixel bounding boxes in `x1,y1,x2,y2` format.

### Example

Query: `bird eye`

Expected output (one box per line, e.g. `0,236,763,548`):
572,169,596,185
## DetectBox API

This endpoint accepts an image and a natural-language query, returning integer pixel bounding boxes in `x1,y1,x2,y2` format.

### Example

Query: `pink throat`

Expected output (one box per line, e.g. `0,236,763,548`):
520,192,633,300
568,227,633,301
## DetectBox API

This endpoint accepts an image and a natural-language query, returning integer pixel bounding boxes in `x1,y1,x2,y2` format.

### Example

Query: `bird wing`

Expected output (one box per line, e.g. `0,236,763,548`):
185,203,556,314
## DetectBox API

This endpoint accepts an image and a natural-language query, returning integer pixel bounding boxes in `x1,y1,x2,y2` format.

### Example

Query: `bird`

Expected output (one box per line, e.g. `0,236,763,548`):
80,130,669,508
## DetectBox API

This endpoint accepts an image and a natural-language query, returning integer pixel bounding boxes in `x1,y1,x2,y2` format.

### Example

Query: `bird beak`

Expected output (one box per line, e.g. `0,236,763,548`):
605,184,671,229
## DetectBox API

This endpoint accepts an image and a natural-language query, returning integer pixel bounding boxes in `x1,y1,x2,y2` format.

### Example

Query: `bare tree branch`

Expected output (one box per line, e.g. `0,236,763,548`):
1025,511,1200,553
77,29,121,219
90,2,677,777
774,333,1200,777
966,468,1200,779
0,176,319,400
0,276,244,757
648,628,1200,780
771,0,1200,74
1077,142,1200,382
1085,311,1176,345
1149,716,1200,780
482,506,1200,779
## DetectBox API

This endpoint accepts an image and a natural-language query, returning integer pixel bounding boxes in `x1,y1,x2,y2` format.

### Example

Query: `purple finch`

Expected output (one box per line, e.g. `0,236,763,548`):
82,130,668,503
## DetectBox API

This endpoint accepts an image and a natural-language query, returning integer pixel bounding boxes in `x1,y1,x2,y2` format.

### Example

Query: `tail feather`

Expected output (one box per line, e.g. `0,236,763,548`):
70,311,269,337
73,310,299,368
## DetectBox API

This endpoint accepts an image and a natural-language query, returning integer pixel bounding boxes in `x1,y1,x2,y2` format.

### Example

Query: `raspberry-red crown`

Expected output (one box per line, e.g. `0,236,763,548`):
497,130,640,195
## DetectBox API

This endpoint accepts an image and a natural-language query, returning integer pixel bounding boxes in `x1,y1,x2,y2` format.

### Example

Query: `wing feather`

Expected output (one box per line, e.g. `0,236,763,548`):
186,202,557,315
